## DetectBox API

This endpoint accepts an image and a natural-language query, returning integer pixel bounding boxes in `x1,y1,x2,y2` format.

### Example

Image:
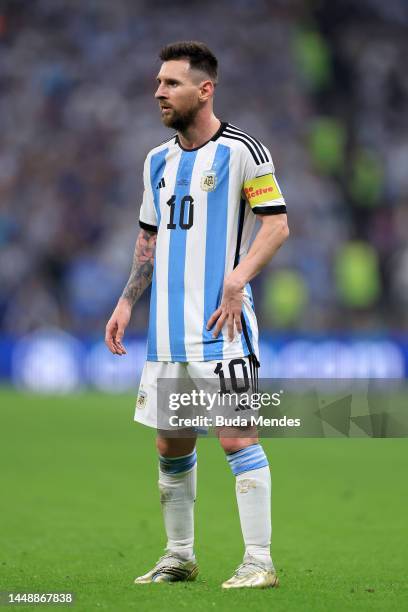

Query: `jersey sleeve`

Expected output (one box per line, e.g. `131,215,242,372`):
139,155,158,232
242,145,287,216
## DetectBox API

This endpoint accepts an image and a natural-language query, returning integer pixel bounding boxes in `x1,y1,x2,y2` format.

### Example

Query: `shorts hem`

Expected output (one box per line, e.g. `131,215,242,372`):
134,414,158,429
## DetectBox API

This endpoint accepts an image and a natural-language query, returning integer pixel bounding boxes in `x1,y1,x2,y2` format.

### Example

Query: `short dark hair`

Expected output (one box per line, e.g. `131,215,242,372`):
159,41,218,84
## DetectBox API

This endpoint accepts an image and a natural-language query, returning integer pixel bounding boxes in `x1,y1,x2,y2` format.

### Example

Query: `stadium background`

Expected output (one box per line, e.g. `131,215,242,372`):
1,1,407,611
1,0,408,388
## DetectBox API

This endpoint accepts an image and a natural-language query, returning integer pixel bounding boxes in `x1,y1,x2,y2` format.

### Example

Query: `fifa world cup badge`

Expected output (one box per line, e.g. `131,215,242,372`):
200,170,217,192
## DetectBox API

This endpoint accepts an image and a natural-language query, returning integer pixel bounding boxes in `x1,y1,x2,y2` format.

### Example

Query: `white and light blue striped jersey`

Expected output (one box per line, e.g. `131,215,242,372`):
139,121,287,363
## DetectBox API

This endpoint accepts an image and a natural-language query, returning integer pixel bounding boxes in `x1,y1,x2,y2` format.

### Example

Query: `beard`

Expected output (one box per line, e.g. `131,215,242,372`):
160,103,200,131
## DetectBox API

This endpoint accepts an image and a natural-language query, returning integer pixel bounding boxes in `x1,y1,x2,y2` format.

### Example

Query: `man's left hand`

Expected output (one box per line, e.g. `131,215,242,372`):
207,276,244,342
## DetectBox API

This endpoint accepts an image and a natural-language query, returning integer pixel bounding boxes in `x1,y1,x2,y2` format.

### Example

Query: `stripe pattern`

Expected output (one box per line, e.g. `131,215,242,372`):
168,151,198,361
223,124,271,165
226,444,269,476
140,123,286,362
147,148,169,360
159,449,197,475
152,567,190,581
202,144,230,360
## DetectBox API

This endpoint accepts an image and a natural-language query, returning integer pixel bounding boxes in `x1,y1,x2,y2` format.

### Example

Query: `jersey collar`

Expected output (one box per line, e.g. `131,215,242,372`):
175,121,228,152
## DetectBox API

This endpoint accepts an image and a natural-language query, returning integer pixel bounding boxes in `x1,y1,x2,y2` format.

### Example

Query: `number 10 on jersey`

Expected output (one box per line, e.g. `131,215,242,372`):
167,195,194,230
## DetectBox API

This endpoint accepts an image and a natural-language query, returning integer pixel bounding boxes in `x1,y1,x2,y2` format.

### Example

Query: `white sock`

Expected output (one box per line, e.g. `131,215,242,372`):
227,445,274,569
158,450,197,562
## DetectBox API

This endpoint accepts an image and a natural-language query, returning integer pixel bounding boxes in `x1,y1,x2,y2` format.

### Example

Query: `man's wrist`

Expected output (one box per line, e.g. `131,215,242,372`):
118,295,133,309
225,271,246,292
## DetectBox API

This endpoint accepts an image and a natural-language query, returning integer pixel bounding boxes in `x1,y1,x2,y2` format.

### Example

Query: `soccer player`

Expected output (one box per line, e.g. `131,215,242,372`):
105,41,289,589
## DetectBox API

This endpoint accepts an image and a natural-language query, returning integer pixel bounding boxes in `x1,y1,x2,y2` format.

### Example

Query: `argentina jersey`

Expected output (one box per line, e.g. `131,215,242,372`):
139,122,287,363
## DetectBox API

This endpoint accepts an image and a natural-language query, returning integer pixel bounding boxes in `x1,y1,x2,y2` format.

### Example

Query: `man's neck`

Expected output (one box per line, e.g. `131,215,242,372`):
177,114,221,150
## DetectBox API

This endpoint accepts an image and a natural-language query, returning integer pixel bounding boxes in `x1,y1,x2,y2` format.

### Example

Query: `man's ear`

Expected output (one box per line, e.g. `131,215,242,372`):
199,80,215,102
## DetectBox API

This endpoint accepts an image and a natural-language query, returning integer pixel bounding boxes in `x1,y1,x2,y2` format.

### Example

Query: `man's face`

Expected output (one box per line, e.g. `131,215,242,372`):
155,60,203,131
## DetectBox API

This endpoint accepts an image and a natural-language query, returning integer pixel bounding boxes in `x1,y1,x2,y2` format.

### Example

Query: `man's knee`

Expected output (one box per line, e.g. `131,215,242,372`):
156,433,196,458
219,436,259,455
217,425,258,455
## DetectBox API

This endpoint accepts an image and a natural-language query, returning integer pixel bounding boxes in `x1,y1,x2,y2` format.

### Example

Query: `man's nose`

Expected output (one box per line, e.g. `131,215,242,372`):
155,84,166,99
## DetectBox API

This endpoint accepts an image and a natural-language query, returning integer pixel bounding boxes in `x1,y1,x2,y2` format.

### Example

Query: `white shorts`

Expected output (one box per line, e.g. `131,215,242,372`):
134,356,255,431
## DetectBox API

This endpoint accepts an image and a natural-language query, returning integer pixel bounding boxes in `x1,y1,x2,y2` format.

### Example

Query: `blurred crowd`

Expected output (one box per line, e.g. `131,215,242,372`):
1,0,407,336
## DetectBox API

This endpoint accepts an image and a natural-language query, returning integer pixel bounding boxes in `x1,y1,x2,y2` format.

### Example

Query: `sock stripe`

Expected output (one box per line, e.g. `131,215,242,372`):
159,449,197,474
228,448,265,465
226,444,268,476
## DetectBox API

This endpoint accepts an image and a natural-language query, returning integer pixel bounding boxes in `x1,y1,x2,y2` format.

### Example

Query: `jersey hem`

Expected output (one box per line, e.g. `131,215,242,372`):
146,349,252,362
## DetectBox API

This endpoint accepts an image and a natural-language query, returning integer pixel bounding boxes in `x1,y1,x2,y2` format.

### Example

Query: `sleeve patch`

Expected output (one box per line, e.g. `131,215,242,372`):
244,173,281,207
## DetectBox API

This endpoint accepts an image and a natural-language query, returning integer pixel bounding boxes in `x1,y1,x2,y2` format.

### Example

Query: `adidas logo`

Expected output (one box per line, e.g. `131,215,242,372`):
156,177,166,189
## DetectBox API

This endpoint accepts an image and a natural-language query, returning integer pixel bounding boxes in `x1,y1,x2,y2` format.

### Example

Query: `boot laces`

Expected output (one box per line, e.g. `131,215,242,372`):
155,553,186,570
234,556,266,577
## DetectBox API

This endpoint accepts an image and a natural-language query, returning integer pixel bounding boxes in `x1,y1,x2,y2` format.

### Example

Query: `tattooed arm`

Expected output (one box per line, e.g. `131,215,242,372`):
121,229,157,306
105,228,157,355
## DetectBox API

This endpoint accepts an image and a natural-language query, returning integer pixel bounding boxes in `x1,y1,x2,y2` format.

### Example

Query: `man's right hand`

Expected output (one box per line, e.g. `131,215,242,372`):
105,298,132,355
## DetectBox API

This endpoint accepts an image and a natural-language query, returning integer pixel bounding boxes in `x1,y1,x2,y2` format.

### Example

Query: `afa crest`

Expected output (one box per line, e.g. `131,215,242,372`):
200,170,217,192
136,389,147,410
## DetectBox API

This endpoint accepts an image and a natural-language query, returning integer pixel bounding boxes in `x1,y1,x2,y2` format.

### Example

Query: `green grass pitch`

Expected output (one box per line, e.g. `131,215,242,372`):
0,388,407,611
